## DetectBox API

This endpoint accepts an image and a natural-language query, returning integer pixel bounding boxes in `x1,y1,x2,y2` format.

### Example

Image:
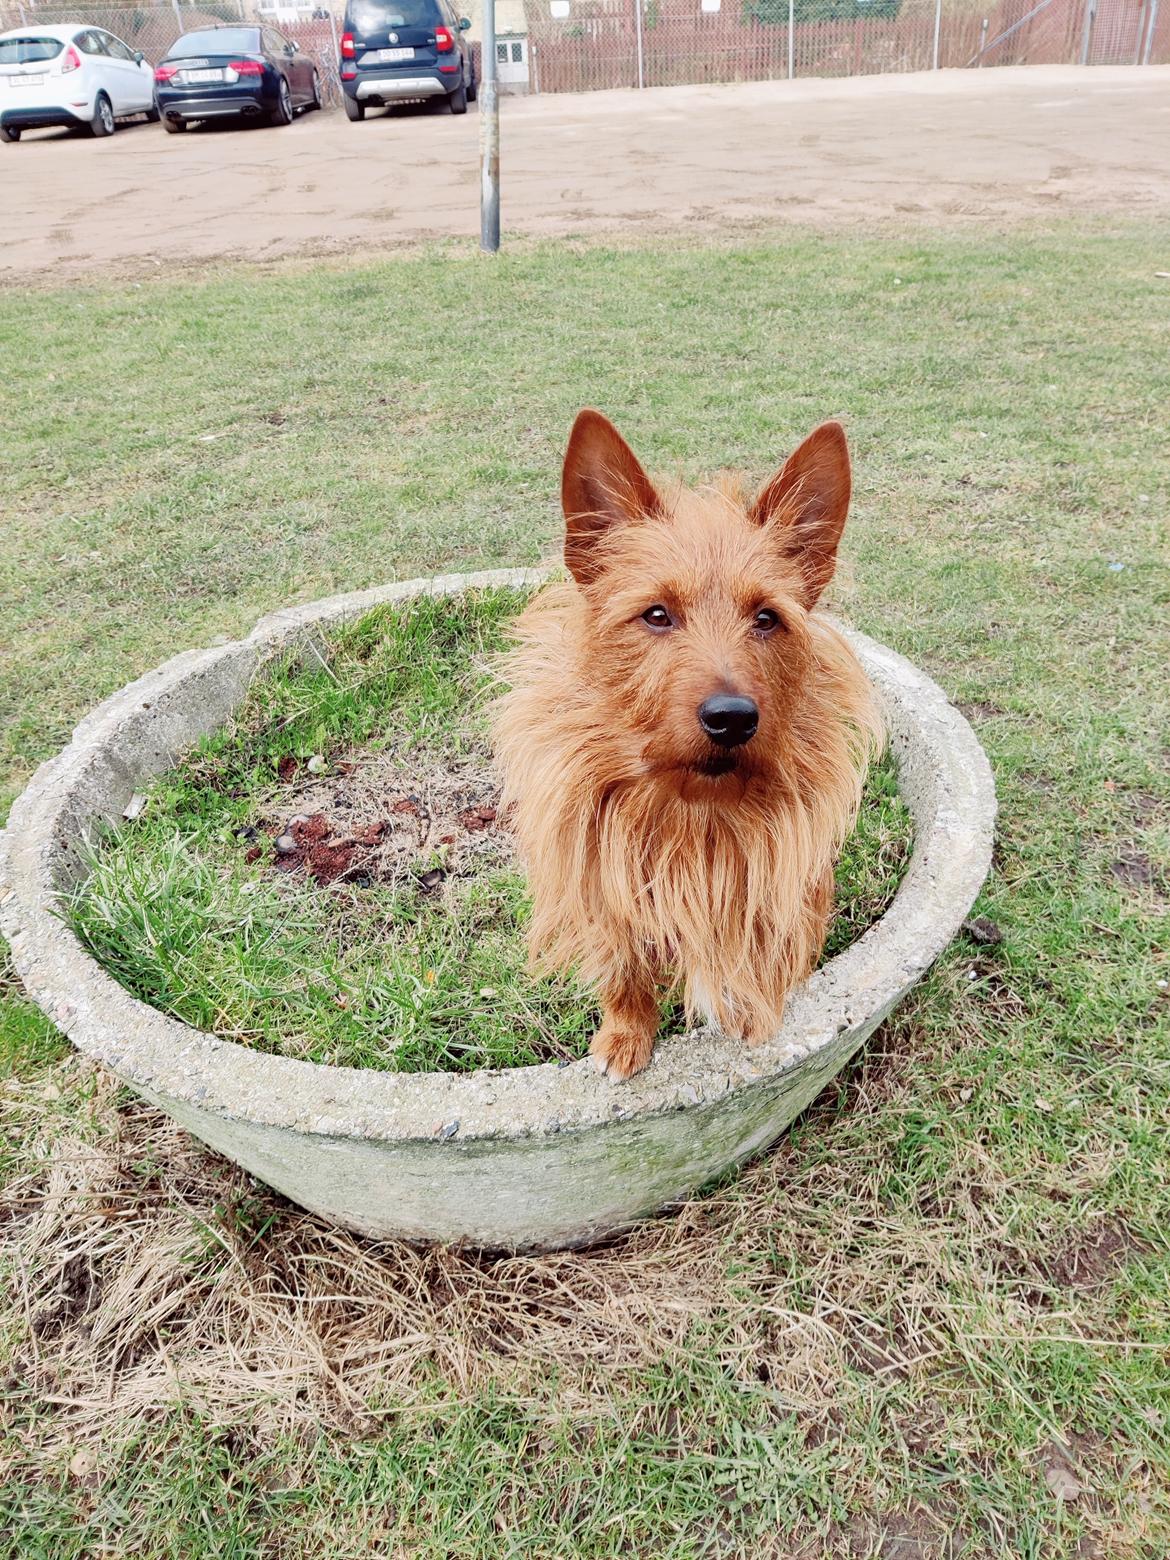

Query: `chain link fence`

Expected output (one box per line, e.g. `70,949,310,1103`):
1,0,1164,104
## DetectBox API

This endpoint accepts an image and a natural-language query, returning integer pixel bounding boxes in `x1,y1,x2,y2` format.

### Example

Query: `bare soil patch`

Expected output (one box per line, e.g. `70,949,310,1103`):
254,745,506,891
1045,1219,1148,1292
3,66,1168,283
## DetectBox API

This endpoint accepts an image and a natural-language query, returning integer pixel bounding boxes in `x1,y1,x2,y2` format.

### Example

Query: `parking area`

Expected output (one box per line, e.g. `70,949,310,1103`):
4,63,1169,281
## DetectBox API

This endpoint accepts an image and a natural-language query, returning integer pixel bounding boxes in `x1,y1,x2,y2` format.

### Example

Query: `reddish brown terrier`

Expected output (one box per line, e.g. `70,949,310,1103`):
493,411,883,1080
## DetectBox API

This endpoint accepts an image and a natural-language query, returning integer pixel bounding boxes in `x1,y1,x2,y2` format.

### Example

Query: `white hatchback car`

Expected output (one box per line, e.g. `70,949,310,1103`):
0,23,157,142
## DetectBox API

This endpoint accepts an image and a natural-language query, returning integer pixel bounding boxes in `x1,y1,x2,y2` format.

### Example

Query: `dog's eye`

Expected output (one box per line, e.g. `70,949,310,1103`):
642,605,674,630
753,608,784,635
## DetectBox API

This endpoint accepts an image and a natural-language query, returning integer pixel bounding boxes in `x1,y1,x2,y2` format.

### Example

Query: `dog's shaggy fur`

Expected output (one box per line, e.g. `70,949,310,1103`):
493,411,883,1079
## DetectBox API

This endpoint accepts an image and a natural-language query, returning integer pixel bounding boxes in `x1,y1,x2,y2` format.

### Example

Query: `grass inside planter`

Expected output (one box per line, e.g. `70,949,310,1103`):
67,588,913,1072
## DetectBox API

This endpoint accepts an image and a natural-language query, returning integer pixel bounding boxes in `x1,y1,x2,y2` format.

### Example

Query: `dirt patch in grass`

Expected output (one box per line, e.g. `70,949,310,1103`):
1044,1220,1148,1293
255,744,507,892
1109,844,1167,902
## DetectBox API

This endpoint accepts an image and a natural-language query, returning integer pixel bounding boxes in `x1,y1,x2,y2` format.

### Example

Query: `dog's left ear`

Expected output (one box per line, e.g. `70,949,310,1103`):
749,421,851,609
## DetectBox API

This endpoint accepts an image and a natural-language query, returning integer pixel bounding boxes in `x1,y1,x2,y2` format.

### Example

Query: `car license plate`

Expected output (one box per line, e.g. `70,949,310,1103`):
188,68,224,82
15,74,45,86
379,47,414,60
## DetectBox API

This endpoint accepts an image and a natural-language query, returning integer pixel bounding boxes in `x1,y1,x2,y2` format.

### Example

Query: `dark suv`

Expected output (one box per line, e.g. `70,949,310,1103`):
340,0,475,120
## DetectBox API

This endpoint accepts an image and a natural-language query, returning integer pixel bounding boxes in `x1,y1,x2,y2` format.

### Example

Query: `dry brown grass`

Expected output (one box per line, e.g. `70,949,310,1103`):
0,1011,1149,1464
3,1062,855,1457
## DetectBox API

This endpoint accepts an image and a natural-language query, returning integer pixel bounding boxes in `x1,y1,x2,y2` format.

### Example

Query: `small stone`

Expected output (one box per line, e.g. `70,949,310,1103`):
55,1001,75,1023
959,1087,974,1102
436,1119,460,1141
1034,1097,1053,1113
680,1085,701,1106
275,833,297,855
122,793,148,821
478,987,497,999
68,1449,95,1480
307,754,327,775
41,1083,61,1102
544,1118,561,1134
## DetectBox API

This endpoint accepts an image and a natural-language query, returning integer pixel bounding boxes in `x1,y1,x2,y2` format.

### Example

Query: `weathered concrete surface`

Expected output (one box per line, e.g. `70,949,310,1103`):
0,569,995,1250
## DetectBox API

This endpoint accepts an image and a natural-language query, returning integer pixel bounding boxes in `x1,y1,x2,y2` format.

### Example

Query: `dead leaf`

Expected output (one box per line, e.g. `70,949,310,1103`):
1044,1462,1084,1501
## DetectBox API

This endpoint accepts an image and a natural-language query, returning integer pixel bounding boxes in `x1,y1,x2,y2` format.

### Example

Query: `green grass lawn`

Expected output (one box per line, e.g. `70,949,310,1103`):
2,225,1168,1558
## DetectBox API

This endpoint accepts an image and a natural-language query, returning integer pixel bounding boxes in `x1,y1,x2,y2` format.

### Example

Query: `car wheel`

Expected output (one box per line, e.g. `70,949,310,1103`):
163,113,186,134
145,102,161,123
309,69,322,110
0,123,20,143
343,94,364,121
448,81,467,114
270,76,293,126
466,64,477,102
90,92,115,137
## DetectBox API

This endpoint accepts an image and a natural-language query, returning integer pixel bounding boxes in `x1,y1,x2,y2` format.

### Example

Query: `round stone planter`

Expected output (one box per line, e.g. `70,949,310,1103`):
0,569,995,1252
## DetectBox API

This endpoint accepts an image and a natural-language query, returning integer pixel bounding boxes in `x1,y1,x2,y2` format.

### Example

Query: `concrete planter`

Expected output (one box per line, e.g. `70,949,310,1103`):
0,570,995,1251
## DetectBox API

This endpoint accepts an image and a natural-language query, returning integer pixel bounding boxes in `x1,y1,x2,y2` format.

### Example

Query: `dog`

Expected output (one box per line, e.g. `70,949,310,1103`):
492,411,883,1080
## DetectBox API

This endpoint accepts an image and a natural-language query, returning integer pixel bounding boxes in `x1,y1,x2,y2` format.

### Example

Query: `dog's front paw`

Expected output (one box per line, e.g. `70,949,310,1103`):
589,1026,654,1082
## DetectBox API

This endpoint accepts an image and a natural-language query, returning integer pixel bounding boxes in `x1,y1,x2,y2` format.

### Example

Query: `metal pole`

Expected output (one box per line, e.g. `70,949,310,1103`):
171,0,184,35
1079,0,1095,62
788,0,794,78
480,0,500,252
932,0,942,67
1142,0,1158,61
327,4,341,67
634,0,644,89
978,15,987,60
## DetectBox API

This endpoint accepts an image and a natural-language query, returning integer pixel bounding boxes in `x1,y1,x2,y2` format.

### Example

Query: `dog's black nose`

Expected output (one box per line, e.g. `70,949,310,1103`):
698,694,759,748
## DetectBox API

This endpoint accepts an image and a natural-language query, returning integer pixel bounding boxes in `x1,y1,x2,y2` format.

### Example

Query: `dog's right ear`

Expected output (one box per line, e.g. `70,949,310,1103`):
562,410,661,586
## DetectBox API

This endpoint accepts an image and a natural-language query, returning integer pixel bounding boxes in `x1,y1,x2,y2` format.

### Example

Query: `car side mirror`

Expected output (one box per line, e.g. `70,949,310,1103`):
134,50,145,63
459,16,471,28
289,39,300,52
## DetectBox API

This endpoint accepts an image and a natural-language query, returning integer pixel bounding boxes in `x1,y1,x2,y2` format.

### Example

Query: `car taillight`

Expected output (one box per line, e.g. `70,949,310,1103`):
229,59,264,75
340,66,357,79
154,62,179,82
61,45,81,72
434,25,454,51
340,31,356,58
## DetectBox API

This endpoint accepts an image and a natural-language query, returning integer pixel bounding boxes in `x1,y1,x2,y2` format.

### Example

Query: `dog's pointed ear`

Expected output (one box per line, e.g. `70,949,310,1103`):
749,421,851,610
562,410,661,586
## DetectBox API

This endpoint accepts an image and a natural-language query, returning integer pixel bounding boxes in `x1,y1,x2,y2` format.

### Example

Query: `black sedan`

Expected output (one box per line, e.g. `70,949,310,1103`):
154,25,320,132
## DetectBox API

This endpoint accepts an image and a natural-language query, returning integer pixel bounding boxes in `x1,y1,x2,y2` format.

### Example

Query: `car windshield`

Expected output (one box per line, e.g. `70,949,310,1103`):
348,0,440,31
0,36,64,63
167,28,262,57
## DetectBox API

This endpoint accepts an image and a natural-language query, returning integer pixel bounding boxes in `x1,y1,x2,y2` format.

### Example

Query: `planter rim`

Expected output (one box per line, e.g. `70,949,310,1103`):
0,567,996,1149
